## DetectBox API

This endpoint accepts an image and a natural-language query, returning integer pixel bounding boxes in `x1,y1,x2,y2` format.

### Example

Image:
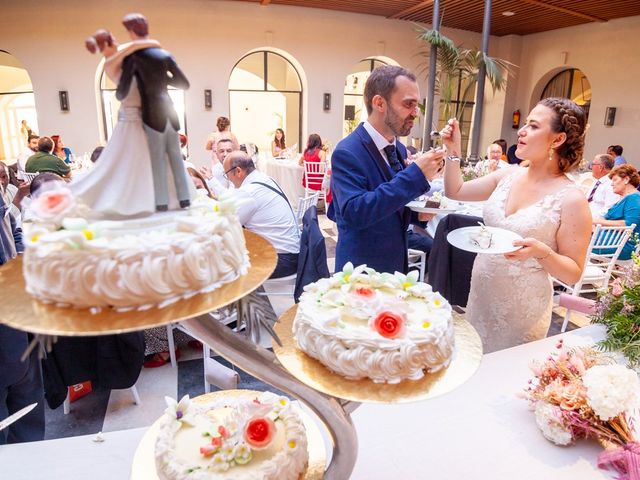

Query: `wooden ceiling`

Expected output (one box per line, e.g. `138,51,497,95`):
240,0,640,36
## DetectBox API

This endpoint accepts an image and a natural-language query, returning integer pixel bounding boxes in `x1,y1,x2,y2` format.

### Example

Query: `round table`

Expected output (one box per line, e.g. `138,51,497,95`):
261,156,305,205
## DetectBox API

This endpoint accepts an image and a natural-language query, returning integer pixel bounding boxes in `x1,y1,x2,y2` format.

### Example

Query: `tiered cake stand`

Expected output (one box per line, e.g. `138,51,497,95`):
0,230,483,479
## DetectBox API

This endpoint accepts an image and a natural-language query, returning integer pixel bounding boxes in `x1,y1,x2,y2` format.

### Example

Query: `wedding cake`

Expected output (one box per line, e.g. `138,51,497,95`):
293,263,455,384
22,188,249,312
155,392,308,480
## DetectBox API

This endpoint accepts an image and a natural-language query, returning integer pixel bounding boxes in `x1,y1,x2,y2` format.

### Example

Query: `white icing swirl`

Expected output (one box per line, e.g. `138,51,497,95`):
155,392,308,480
294,267,455,383
23,206,249,312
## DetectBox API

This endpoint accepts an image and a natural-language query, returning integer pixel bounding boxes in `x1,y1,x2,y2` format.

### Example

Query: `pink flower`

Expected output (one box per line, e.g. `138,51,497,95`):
244,417,276,450
369,310,406,339
611,278,624,297
354,287,375,298
30,188,76,222
200,444,218,457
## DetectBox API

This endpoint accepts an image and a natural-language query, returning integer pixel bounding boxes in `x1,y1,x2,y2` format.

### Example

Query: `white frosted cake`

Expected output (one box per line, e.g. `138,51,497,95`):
22,189,249,312
470,224,493,249
293,263,455,384
155,393,308,480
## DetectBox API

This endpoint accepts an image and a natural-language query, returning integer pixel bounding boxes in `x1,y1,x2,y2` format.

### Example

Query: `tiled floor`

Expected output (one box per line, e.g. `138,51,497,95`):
43,214,589,440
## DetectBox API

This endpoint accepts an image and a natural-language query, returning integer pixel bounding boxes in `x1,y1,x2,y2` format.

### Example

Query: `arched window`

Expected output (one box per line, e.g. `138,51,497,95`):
541,68,591,120
343,58,389,137
229,50,303,153
0,51,38,161
99,71,187,142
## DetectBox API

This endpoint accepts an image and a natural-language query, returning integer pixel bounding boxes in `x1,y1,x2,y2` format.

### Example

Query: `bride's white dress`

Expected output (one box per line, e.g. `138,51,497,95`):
466,171,578,353
71,42,191,217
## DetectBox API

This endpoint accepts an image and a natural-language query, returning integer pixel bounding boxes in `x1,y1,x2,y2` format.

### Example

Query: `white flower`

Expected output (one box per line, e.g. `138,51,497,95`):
61,217,88,231
221,444,236,462
164,395,195,426
583,364,640,421
210,453,230,472
534,401,574,445
406,282,432,298
334,262,367,284
233,442,253,465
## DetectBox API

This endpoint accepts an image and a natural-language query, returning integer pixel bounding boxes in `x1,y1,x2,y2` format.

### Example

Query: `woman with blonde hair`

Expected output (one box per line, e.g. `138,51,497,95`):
439,97,592,352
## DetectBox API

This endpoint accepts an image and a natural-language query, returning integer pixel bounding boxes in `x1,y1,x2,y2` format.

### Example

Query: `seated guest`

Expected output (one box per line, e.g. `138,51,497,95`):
475,143,504,176
0,162,28,221
593,164,640,260
586,153,619,217
15,134,39,178
492,138,508,162
223,151,300,278
272,128,286,157
25,137,71,178
608,145,626,166
299,133,326,190
187,167,215,199
51,135,73,164
200,138,237,195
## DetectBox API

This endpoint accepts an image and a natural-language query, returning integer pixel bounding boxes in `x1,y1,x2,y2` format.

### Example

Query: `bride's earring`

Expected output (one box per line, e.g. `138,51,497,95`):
548,146,555,162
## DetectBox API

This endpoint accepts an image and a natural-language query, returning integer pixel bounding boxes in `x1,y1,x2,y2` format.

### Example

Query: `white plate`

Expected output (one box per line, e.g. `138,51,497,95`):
446,226,523,254
406,200,458,215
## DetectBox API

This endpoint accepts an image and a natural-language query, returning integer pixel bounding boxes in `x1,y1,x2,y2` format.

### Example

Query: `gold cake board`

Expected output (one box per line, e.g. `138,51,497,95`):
130,390,326,480
0,231,276,336
273,306,482,404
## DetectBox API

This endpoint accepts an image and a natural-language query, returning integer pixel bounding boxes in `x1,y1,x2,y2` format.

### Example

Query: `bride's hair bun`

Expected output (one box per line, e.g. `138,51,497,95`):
85,29,115,54
538,97,587,173
85,36,98,54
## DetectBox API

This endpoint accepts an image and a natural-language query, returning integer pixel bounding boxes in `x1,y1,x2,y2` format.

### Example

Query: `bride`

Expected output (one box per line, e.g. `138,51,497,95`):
439,98,592,352
72,30,190,217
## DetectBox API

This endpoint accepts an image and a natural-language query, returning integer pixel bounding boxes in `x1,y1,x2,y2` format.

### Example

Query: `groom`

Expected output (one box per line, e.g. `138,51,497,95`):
116,13,191,211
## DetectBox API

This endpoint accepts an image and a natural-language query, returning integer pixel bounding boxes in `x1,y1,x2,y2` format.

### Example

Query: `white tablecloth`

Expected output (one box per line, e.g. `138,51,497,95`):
0,326,613,479
259,156,305,205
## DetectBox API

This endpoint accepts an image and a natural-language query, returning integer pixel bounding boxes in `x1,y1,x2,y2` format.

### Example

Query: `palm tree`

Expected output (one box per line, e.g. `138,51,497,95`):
416,26,515,153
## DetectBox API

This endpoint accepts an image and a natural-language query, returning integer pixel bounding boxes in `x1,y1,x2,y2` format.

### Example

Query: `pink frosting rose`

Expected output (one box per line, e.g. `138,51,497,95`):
30,188,76,222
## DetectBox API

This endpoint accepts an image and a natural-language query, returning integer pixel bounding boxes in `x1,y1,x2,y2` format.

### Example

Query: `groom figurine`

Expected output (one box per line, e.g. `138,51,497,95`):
117,13,191,211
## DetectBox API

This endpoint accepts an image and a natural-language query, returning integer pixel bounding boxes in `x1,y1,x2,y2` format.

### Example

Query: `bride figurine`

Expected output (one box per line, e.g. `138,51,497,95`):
72,29,192,217
439,98,592,353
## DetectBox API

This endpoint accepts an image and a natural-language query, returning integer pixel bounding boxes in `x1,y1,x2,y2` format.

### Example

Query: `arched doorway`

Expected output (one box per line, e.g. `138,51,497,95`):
0,51,38,162
98,69,187,142
541,68,591,121
342,57,392,138
229,50,303,153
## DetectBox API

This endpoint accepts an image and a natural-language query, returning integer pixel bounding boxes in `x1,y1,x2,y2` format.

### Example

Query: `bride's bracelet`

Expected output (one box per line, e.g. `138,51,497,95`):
535,247,553,261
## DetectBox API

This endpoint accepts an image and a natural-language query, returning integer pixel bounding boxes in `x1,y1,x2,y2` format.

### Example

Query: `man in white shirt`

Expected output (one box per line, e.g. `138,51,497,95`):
223,151,300,278
15,134,39,178
200,138,236,196
587,153,619,217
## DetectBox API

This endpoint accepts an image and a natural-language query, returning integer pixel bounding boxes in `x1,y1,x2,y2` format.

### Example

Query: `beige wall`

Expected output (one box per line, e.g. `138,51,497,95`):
1,0,638,166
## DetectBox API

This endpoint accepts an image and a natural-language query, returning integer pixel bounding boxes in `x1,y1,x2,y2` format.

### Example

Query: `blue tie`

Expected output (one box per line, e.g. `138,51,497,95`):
383,144,403,175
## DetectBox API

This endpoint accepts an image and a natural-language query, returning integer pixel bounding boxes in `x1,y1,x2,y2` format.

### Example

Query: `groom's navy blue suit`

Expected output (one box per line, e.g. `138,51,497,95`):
328,124,430,274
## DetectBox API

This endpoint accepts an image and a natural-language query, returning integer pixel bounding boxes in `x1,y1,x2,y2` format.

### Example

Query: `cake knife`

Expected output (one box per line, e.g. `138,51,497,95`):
0,403,37,432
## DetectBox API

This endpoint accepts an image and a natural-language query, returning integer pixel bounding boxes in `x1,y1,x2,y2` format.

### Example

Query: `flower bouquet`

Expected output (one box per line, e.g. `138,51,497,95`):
523,340,640,478
462,165,479,182
593,254,640,368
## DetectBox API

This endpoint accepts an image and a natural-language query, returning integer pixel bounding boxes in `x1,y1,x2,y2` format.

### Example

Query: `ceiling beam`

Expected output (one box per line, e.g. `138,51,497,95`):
388,0,434,20
521,0,606,22
260,0,271,5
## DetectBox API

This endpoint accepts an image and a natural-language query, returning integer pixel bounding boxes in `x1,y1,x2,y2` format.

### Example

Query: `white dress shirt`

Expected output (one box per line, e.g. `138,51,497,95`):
363,120,396,166
234,170,300,254
16,149,35,178
587,175,620,217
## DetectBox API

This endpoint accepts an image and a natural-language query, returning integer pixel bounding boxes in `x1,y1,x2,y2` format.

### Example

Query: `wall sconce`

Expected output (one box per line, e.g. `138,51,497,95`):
323,93,331,112
59,91,69,112
204,89,212,109
604,107,616,126
352,76,358,91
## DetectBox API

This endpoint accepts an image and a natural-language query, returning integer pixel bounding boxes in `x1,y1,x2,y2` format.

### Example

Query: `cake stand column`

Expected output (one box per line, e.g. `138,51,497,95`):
183,313,360,480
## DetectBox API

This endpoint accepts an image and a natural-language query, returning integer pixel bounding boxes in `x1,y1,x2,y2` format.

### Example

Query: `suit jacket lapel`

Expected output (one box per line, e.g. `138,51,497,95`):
355,124,393,182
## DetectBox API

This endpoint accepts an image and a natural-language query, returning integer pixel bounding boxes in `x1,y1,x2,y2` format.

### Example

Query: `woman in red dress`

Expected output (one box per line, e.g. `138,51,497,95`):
300,133,326,191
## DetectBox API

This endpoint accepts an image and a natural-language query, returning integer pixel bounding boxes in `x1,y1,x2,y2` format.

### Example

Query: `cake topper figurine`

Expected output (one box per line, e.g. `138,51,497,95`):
117,13,192,211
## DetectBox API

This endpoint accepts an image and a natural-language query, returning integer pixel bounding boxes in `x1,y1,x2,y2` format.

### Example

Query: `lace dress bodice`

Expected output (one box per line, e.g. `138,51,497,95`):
466,171,578,353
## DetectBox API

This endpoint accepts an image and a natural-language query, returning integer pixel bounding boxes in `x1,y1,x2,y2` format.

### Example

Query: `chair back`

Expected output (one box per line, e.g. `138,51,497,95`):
558,224,636,294
21,171,39,183
294,205,330,301
303,160,326,193
296,192,320,229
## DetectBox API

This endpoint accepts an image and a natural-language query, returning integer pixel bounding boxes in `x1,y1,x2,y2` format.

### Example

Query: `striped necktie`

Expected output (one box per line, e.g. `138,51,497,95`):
587,180,601,202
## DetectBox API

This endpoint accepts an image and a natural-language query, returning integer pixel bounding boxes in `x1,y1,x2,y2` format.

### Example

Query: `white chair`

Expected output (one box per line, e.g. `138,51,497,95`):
553,223,635,296
558,293,596,333
407,248,426,282
296,192,320,230
63,385,141,415
21,171,39,182
303,160,327,202
258,273,297,298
